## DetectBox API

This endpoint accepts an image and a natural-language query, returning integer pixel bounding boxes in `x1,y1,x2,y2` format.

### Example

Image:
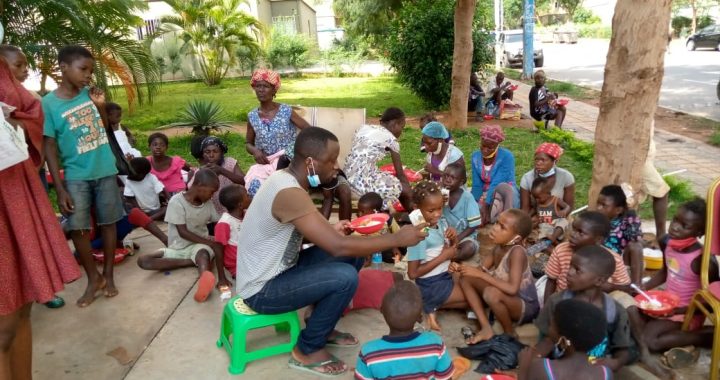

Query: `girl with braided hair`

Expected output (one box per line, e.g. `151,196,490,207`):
406,180,468,331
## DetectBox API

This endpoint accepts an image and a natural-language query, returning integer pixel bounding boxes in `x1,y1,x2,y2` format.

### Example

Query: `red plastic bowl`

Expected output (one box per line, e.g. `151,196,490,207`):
483,114,495,120
92,248,130,264
634,290,679,317
379,164,422,182
480,375,516,380
350,213,390,235
392,201,405,212
556,98,569,106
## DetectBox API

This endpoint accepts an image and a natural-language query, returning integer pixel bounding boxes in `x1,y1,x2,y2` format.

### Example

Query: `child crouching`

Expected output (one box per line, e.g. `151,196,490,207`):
137,169,230,302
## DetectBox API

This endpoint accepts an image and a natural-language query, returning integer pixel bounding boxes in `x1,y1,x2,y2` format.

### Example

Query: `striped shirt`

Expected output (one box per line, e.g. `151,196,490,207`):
545,243,631,292
355,331,454,380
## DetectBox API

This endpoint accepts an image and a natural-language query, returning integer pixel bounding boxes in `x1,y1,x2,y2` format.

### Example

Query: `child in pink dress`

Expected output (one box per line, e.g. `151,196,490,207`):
147,132,192,194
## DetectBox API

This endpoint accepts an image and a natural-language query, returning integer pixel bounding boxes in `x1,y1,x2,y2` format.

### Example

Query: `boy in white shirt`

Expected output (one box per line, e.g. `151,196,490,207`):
124,157,168,221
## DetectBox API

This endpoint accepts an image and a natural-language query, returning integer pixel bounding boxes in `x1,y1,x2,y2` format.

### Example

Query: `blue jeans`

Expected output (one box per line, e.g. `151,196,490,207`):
65,175,124,230
245,246,364,354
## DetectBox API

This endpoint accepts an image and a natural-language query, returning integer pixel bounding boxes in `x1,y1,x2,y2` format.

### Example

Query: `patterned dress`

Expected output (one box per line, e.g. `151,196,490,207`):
247,103,298,158
343,125,402,207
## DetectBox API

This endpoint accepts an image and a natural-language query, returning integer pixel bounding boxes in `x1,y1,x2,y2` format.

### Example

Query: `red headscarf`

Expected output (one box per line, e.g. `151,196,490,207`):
480,124,505,144
535,142,564,161
250,69,281,90
0,59,44,166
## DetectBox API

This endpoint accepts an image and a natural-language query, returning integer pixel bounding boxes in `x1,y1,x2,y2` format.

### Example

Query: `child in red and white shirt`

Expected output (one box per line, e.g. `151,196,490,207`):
215,185,250,278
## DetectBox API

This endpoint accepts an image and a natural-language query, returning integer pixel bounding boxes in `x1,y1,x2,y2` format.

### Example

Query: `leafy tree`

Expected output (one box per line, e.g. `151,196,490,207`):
160,0,263,86
557,0,582,20
572,7,601,24
266,30,314,74
2,0,160,110
503,0,550,29
333,0,403,42
672,0,717,33
152,33,184,80
236,45,262,76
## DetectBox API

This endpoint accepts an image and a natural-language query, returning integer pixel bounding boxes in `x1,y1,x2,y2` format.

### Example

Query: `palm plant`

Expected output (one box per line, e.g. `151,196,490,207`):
2,0,161,110
165,99,233,136
160,0,264,86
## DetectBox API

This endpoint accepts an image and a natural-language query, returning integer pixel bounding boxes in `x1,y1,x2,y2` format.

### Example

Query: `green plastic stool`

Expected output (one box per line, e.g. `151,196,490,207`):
533,119,548,130
216,297,300,374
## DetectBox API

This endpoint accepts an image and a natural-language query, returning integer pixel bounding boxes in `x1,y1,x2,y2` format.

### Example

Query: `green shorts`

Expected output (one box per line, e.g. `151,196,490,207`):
162,243,214,265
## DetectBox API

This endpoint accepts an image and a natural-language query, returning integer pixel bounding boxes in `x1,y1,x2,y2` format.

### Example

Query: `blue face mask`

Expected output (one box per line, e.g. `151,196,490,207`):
538,166,556,178
307,159,321,187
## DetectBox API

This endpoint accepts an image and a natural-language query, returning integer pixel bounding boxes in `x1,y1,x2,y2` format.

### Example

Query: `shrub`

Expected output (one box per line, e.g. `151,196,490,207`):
697,15,716,30
385,0,493,107
572,7,601,24
164,99,233,136
320,40,363,77
577,24,612,39
266,30,315,74
671,16,691,36
236,45,263,77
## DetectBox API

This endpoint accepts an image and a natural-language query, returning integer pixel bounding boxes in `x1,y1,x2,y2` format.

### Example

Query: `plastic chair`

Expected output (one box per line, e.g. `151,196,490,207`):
682,176,720,380
217,297,300,374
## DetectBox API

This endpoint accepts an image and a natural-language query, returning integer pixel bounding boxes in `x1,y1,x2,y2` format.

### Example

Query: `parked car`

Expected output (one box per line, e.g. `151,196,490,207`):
686,24,720,51
496,29,544,68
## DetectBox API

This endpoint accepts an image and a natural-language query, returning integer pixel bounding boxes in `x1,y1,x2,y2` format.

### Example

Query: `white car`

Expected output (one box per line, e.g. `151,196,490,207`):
496,29,544,68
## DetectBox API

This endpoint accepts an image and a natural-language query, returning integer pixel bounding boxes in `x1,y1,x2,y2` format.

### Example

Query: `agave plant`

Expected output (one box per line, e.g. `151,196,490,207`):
165,99,233,136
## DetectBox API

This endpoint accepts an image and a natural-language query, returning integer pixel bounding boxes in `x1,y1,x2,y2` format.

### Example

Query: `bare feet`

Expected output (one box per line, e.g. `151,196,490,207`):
104,275,118,298
77,276,106,307
467,327,494,345
427,313,442,332
289,347,347,376
641,354,674,380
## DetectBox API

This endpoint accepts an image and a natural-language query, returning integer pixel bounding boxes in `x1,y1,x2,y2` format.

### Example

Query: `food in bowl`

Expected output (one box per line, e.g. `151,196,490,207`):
638,300,663,310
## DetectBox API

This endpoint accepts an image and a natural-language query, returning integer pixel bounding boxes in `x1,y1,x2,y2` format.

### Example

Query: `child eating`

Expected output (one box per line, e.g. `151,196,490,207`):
354,281,454,380
421,121,464,182
356,192,401,263
442,162,481,261
518,299,613,380
530,176,570,247
215,185,250,279
147,132,193,195
123,157,168,221
406,181,467,331
535,245,636,372
596,185,644,286
453,209,539,343
137,169,229,302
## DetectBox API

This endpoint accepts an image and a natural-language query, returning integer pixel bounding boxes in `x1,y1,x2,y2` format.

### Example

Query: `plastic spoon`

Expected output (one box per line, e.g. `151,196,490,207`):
631,283,662,308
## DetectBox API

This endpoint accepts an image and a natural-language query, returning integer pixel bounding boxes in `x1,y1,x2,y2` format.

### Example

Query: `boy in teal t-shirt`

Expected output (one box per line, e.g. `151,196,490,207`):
43,45,124,308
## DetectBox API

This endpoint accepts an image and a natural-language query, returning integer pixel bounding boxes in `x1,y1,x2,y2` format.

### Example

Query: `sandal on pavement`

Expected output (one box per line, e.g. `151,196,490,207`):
45,295,65,309
194,271,215,302
288,355,347,377
663,346,699,369
325,331,359,347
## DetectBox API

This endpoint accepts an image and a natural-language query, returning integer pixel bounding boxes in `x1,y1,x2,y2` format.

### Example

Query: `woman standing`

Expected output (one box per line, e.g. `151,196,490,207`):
520,142,575,214
0,47,80,379
470,125,519,225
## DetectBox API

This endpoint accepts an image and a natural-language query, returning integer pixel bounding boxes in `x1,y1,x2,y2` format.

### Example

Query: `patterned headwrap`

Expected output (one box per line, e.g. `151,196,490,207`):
535,142,564,160
201,136,228,154
421,121,450,139
250,69,281,90
479,124,505,144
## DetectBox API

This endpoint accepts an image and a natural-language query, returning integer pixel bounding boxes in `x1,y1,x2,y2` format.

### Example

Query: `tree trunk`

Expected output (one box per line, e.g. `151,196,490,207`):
448,0,477,130
588,0,672,208
691,0,697,33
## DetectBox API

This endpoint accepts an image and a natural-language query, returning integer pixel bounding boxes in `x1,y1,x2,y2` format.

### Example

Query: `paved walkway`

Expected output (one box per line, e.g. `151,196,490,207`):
509,80,720,196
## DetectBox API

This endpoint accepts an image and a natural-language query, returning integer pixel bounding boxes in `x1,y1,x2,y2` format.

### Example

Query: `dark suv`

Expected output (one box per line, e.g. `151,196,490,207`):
686,24,720,51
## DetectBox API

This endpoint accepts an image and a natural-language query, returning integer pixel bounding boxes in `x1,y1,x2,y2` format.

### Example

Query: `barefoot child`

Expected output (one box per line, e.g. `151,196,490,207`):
43,45,124,307
137,169,230,302
406,181,467,331
442,162,481,261
518,299,613,380
530,176,571,247
355,281,454,380
454,209,539,343
631,199,715,369
535,246,636,372
596,185,644,286
147,132,193,195
214,185,250,279
124,157,169,221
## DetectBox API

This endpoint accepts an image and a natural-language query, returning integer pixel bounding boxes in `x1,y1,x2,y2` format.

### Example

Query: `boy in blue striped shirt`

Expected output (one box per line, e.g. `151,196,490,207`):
355,281,454,380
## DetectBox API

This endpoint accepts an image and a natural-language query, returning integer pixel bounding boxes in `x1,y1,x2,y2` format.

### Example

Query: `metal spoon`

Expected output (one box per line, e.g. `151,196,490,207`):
631,283,662,308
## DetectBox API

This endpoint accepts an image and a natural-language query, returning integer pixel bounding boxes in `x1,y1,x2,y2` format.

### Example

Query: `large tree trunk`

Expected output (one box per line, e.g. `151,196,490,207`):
447,0,477,130
691,0,697,33
588,0,672,208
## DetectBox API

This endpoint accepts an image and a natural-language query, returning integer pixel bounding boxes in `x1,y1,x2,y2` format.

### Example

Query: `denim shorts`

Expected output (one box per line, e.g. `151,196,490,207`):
65,175,125,231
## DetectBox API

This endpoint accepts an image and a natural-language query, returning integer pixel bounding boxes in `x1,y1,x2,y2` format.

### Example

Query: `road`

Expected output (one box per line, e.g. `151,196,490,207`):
539,38,720,121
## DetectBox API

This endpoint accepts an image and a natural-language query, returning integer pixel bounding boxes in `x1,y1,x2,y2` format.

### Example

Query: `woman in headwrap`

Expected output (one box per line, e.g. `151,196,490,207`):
421,121,464,181
471,125,519,225
245,69,310,170
520,142,575,214
0,44,81,378
195,136,245,214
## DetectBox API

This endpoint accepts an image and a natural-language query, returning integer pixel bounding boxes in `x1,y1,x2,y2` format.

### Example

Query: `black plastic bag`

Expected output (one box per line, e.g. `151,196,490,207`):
457,333,526,373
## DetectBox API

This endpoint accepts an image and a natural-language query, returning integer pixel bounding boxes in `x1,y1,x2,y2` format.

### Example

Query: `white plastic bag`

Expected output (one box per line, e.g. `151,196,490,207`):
0,111,29,171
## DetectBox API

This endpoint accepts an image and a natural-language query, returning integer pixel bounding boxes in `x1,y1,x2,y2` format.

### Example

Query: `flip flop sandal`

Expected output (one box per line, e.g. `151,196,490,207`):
288,355,347,378
194,271,215,302
664,346,699,369
325,331,359,347
45,296,65,309
452,357,472,379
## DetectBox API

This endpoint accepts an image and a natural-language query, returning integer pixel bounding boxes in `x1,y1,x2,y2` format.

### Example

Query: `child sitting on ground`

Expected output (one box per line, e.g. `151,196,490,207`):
530,176,570,247
543,211,631,303
106,102,141,159
452,209,539,343
442,162,481,261
137,169,229,302
147,132,194,195
354,280,454,380
356,192,401,262
406,181,467,331
518,299,613,380
124,157,168,221
421,121,464,181
631,199,715,370
535,245,636,372
596,185,644,286
214,185,250,279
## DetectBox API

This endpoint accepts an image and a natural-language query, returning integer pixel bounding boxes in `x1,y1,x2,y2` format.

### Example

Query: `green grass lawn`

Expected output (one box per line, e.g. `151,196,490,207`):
113,76,427,132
